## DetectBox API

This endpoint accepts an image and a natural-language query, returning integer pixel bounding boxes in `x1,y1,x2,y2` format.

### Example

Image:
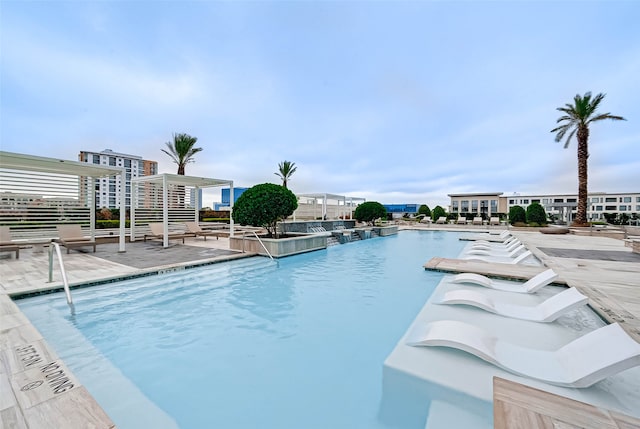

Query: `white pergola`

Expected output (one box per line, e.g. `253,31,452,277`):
294,193,366,220
130,173,234,248
0,150,127,251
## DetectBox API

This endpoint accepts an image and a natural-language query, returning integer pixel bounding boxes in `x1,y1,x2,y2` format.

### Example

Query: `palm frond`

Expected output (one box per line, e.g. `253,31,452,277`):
563,128,577,149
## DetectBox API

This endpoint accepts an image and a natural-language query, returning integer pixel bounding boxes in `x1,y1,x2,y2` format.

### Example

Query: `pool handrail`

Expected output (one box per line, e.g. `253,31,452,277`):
48,242,74,308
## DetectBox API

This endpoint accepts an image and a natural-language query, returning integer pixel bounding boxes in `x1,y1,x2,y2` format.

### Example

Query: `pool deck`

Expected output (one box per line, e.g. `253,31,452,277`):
1,226,639,428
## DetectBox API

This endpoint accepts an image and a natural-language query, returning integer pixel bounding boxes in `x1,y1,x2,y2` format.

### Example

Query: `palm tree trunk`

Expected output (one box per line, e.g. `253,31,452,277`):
575,126,589,226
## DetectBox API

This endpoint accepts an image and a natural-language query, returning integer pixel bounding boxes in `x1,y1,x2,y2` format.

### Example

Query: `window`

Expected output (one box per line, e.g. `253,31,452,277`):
637,205,640,211
471,200,478,211
605,197,616,202
595,206,603,211
637,197,640,202
109,157,116,166
461,200,469,212
542,198,549,204
490,200,497,211
567,198,576,203
509,199,515,205
520,199,529,204
623,197,631,203
605,205,616,211
124,159,131,168
554,198,564,203
619,205,628,211
532,199,540,203
452,201,459,212
92,155,100,164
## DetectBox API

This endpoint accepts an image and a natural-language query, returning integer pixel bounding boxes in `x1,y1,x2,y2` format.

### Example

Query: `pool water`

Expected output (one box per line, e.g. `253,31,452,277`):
18,230,466,429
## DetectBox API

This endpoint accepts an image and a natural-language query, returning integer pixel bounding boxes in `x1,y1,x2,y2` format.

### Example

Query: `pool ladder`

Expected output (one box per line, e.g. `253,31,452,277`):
240,231,274,261
48,242,74,310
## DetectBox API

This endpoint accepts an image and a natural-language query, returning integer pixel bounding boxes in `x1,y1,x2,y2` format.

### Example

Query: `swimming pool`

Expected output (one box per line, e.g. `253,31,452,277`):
18,230,467,428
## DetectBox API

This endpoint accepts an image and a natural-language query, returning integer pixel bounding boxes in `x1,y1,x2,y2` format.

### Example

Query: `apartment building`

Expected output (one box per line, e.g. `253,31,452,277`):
78,149,158,209
449,191,640,222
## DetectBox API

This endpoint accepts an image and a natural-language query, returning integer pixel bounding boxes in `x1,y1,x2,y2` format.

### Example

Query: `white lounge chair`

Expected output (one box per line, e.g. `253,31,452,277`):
472,237,519,249
55,224,96,254
184,221,223,240
406,320,640,388
467,244,527,257
435,287,588,322
470,241,522,254
435,217,447,224
451,268,558,293
489,217,501,226
463,250,533,264
0,226,19,259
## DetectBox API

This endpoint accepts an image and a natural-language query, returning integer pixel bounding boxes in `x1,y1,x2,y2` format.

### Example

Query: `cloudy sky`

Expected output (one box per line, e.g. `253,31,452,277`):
1,1,638,207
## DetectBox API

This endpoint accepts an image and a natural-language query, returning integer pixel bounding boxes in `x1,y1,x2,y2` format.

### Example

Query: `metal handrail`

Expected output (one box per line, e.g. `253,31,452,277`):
48,242,74,308
239,230,274,261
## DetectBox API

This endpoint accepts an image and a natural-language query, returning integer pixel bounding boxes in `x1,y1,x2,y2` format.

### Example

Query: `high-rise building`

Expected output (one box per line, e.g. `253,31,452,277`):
78,149,158,209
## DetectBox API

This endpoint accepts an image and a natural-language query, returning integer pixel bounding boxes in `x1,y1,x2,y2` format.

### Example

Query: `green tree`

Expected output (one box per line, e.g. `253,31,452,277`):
354,201,386,225
551,92,626,226
274,160,297,189
232,183,298,238
526,203,547,225
418,204,431,217
432,205,446,221
509,205,526,225
162,132,203,175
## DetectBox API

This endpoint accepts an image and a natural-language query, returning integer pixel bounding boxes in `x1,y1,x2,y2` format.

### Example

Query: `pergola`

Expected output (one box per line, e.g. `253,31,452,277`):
294,193,365,220
130,173,234,248
0,150,127,251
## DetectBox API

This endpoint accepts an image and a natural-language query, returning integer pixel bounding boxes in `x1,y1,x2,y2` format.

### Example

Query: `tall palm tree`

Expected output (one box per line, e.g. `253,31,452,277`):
162,133,203,175
275,160,297,189
551,92,625,226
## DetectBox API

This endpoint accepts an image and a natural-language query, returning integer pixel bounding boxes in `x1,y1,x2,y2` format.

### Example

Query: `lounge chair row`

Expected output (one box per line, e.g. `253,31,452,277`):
0,222,226,257
406,231,640,388
429,216,502,225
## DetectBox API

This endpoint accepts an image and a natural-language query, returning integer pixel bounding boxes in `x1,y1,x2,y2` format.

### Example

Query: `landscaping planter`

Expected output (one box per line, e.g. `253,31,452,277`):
230,233,327,258
373,225,399,236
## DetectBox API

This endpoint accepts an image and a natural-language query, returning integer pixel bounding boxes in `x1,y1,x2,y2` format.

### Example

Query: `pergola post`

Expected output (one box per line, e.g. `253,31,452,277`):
89,177,95,240
229,182,234,236
162,174,169,248
119,170,126,252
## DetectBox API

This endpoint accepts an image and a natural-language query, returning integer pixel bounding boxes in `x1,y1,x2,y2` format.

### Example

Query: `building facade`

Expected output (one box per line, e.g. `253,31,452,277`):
449,191,640,223
448,193,507,218
78,149,158,209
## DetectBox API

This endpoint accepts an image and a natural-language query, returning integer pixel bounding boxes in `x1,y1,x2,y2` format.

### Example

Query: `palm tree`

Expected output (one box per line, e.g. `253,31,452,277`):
162,133,203,175
275,160,297,189
551,92,625,226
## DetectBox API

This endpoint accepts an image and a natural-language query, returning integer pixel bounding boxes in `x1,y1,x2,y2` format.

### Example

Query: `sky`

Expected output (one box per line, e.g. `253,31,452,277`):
1,1,639,208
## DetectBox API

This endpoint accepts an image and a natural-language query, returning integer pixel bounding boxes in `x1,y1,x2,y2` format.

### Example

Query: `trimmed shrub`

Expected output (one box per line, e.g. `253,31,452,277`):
232,183,298,238
418,204,431,217
526,203,548,225
432,205,446,221
354,201,387,225
508,205,526,225
95,220,131,229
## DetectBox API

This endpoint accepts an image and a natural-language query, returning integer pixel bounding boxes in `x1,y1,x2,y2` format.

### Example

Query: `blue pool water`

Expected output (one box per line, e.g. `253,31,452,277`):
18,231,465,429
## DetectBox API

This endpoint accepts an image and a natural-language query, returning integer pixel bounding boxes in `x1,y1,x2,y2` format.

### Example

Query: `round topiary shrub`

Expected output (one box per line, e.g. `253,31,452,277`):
431,205,447,222
418,204,431,217
354,201,387,225
508,205,526,225
232,183,298,238
526,202,548,226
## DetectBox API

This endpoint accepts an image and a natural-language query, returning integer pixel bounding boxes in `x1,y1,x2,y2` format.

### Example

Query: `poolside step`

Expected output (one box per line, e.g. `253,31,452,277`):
327,236,340,246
